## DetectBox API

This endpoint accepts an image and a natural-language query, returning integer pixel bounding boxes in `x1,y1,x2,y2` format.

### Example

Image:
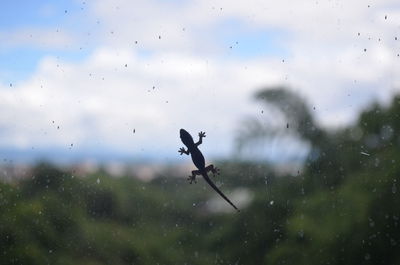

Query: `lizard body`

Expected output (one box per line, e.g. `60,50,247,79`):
179,129,239,212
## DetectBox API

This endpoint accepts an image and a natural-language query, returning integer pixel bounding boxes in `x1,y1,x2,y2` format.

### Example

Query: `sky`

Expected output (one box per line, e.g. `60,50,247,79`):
0,0,399,164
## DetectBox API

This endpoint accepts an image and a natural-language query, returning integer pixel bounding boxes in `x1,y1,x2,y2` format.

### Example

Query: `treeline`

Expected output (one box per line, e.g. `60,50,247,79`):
0,89,399,265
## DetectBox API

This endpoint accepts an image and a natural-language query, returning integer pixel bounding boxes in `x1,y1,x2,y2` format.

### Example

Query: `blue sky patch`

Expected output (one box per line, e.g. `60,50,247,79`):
0,0,93,83
0,0,84,30
0,48,90,84
215,19,290,58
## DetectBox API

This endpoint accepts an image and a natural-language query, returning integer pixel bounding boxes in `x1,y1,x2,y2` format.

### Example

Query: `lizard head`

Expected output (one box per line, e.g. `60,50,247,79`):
180,128,194,147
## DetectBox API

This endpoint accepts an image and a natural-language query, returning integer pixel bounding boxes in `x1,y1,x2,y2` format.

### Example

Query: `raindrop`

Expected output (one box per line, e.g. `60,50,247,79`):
270,200,274,205
9,83,12,87
392,183,397,194
385,15,387,19
133,129,136,134
97,178,100,184
125,64,127,67
158,35,161,39
364,48,367,52
365,253,371,260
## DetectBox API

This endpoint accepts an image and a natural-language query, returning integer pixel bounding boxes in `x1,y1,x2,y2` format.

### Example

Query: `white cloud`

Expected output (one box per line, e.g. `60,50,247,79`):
0,48,281,157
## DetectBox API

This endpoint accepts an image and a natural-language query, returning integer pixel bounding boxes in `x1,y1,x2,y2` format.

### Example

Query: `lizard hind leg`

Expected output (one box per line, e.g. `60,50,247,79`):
205,164,220,177
188,170,202,184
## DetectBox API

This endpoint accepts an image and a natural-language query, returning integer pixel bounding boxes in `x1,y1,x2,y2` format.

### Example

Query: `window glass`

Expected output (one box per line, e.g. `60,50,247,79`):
0,1,399,264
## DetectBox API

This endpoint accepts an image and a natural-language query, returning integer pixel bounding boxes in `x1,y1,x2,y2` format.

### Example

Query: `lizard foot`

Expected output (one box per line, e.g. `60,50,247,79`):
178,147,186,155
198,131,206,138
212,167,220,177
187,175,197,184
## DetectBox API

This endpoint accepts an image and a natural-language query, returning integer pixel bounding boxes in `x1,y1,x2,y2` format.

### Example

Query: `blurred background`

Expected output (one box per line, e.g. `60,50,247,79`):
1,0,400,264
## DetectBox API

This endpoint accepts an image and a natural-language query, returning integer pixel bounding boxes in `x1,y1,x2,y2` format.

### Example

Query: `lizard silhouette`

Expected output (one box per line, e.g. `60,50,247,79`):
178,129,240,212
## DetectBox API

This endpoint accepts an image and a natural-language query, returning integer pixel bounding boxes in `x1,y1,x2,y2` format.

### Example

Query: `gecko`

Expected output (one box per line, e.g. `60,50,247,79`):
178,129,240,212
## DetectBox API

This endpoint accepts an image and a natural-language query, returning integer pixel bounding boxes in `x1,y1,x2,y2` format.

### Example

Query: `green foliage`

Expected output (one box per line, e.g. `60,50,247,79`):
1,89,399,264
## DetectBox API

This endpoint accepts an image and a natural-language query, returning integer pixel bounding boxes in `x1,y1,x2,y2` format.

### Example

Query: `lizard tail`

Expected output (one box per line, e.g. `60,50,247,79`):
202,173,240,212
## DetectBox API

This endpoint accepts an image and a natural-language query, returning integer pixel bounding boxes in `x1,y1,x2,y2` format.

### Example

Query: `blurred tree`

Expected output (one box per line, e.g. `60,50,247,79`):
1,90,399,265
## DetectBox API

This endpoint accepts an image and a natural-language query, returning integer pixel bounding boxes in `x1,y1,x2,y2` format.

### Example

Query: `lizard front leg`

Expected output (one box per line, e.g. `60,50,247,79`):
205,164,220,177
178,147,190,155
195,131,206,147
188,170,202,184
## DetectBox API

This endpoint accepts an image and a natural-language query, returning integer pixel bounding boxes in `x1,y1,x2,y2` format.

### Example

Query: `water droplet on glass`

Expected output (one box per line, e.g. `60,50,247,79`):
97,178,100,184
270,200,274,205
